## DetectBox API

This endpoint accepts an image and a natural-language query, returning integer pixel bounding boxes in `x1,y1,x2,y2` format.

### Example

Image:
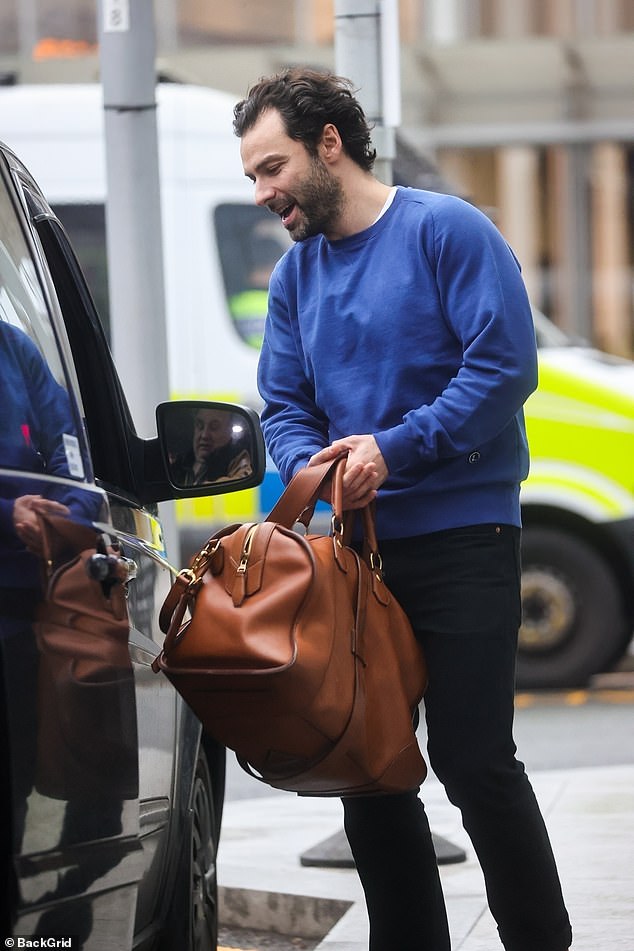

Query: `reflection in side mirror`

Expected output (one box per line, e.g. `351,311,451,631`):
156,401,264,494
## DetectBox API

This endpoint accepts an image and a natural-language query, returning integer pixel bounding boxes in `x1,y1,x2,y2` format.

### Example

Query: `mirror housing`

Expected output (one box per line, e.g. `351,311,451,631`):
140,400,265,504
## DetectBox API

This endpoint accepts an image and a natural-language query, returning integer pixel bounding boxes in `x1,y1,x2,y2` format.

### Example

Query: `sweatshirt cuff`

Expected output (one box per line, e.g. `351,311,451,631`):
375,425,423,475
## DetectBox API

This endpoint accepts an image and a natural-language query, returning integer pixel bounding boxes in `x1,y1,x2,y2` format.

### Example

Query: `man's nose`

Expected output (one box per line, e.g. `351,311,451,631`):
254,179,275,207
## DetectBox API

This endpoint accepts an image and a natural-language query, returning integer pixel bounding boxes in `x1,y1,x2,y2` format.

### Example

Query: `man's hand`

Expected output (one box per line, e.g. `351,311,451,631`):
13,495,71,552
308,435,388,509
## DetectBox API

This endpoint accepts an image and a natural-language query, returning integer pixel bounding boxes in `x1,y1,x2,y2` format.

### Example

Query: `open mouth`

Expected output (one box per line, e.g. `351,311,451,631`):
279,202,296,225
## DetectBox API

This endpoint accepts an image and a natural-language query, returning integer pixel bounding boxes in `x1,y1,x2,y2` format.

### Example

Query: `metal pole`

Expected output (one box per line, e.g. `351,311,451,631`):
564,143,593,341
17,0,38,63
96,0,170,439
334,0,401,184
96,0,178,560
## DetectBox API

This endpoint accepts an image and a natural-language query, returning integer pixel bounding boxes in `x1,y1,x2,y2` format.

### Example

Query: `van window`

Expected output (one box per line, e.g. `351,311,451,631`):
214,204,289,350
52,203,111,341
0,178,86,482
51,201,292,353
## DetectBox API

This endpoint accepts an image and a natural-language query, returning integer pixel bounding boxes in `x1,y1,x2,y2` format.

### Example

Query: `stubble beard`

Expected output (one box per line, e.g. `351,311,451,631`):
288,155,345,242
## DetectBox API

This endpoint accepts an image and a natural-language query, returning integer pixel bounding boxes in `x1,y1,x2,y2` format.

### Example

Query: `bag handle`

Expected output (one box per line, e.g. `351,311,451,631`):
266,455,385,583
36,511,98,573
265,454,347,529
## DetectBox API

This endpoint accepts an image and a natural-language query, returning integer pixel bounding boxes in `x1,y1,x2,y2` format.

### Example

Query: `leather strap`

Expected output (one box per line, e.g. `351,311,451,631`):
265,455,346,528
265,454,385,579
159,570,194,636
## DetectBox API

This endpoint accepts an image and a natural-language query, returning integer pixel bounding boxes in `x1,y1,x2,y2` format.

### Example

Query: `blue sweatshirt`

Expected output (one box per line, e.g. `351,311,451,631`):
258,187,538,539
0,323,97,590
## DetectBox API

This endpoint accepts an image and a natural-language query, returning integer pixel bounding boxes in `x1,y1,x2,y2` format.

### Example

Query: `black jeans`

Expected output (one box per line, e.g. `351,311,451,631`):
342,524,572,951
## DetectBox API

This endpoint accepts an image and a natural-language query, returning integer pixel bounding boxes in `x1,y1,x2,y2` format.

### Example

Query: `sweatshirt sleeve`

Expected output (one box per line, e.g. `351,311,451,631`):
257,263,330,485
0,498,16,541
374,199,538,475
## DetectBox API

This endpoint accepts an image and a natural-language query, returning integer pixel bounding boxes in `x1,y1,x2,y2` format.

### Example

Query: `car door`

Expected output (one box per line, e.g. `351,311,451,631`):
1,141,266,949
0,145,143,946
12,159,193,936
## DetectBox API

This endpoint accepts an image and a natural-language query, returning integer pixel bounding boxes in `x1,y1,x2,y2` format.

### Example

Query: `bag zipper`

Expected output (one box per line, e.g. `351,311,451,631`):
236,524,258,575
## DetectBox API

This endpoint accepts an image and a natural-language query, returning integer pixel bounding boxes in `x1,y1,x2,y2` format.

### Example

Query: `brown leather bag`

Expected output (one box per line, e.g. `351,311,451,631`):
153,455,427,796
33,513,138,801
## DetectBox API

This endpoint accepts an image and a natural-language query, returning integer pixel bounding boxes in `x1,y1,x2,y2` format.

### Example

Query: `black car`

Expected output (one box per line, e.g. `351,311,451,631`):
0,141,264,948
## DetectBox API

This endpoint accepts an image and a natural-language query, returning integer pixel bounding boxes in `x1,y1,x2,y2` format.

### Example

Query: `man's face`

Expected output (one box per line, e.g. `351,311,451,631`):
240,108,343,242
193,410,232,463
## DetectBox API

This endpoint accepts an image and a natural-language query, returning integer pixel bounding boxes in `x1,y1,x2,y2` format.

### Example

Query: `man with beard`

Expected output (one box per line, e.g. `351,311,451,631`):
233,68,572,951
170,407,252,486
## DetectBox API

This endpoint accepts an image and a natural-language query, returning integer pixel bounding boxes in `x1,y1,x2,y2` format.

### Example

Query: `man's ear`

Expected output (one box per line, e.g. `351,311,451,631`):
319,123,342,163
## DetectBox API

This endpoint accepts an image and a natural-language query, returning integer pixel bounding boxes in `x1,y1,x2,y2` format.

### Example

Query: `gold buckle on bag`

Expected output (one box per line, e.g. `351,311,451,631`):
331,514,344,548
190,538,221,576
178,568,197,586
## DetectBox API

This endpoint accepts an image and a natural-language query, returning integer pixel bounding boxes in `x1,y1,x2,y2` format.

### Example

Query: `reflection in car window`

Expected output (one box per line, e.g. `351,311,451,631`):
0,177,87,483
214,204,289,350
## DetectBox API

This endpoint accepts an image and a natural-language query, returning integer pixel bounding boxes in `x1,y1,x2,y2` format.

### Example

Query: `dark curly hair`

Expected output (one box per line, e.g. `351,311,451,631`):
233,67,376,172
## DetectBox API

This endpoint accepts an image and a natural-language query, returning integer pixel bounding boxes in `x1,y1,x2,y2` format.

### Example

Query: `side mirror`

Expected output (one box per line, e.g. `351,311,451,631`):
155,400,265,497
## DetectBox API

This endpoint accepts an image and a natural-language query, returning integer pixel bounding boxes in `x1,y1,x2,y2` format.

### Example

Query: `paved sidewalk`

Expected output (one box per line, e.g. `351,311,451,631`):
217,764,634,950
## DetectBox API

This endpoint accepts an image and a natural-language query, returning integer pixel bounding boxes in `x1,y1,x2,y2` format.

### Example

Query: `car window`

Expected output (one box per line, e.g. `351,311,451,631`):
52,202,111,341
30,205,139,495
0,181,68,387
214,203,289,350
0,174,90,484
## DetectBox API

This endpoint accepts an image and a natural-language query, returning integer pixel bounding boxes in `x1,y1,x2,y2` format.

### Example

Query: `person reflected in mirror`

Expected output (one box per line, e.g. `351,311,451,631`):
171,407,253,487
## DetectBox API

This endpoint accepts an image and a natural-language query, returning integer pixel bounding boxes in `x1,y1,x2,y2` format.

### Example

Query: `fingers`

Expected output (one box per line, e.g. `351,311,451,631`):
307,436,387,508
29,498,71,517
13,495,71,552
308,444,347,467
332,435,388,484
342,486,377,510
309,437,385,476
340,461,378,509
14,519,41,550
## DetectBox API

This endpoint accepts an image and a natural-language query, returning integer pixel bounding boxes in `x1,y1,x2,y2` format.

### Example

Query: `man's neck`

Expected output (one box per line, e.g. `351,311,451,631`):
325,176,393,241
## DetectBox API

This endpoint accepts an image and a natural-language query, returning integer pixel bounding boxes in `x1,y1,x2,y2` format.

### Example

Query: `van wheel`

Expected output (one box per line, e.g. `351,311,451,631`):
516,526,629,689
159,747,218,951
